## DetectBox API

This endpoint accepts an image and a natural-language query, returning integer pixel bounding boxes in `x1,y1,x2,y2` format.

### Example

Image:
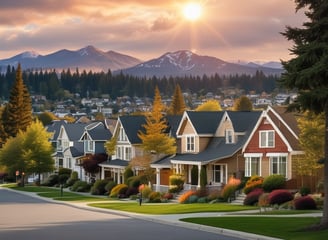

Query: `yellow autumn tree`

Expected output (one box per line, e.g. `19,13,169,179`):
138,86,176,156
195,99,222,111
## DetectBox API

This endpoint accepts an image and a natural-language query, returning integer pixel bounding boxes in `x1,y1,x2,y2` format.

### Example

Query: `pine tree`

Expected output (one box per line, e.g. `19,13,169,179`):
280,0,328,228
0,64,32,143
233,95,253,111
168,84,186,115
138,86,176,156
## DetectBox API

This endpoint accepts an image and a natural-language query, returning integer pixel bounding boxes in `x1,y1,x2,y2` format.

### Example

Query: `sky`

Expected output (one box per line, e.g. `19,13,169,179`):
0,0,307,63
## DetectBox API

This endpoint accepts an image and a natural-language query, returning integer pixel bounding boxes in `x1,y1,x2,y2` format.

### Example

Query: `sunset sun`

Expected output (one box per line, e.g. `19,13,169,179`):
183,2,202,21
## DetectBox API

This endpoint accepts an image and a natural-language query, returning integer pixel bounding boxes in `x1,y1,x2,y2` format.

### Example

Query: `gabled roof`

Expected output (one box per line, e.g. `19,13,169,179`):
46,120,67,141
227,111,263,132
119,115,146,144
62,123,87,141
165,115,182,138
171,136,247,164
99,158,129,168
85,122,112,141
69,142,84,157
178,111,224,136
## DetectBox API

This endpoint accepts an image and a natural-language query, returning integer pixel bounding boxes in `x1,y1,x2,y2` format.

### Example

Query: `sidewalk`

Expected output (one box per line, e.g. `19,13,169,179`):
4,187,323,240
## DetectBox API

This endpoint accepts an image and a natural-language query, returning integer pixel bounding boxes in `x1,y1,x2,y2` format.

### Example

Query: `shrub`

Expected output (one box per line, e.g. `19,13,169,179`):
186,195,199,204
179,190,196,203
70,180,91,192
207,189,221,201
168,186,180,193
243,176,263,194
169,174,184,191
42,174,59,186
126,176,141,188
66,171,79,187
258,193,270,208
244,188,264,206
220,177,241,202
124,167,134,184
197,197,208,203
162,192,173,200
268,189,293,205
140,185,152,199
125,187,138,197
90,179,109,195
299,186,311,196
294,196,317,210
262,174,285,192
149,191,161,203
58,174,70,185
105,181,117,193
58,168,72,176
109,183,128,198
118,185,128,198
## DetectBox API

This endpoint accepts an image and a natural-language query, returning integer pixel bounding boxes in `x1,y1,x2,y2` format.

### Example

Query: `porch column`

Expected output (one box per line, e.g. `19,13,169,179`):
155,168,160,192
197,163,201,189
117,169,121,184
101,167,105,180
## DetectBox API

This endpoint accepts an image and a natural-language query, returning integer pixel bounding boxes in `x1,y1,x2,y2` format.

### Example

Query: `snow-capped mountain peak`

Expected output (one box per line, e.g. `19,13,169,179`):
21,51,40,58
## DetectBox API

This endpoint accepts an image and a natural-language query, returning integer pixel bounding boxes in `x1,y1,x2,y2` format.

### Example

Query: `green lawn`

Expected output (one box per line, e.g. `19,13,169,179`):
89,202,256,214
181,217,328,240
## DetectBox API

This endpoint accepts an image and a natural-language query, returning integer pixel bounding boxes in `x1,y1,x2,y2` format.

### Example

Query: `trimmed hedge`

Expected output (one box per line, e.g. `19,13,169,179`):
294,196,317,210
262,174,285,192
244,188,264,206
268,189,293,205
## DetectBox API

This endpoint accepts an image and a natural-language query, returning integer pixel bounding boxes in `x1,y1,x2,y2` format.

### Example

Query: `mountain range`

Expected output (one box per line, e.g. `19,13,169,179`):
0,45,284,77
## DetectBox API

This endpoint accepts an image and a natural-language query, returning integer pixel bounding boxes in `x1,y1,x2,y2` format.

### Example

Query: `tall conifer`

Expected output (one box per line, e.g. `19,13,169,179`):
168,84,186,115
0,64,32,144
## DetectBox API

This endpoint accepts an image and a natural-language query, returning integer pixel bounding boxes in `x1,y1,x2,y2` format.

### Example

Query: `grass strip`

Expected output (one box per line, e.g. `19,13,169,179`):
181,216,328,240
89,202,256,214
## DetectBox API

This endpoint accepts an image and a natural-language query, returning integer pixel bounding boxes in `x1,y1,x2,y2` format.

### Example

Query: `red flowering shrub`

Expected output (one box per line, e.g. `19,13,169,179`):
244,188,264,206
162,192,173,200
243,176,264,194
268,189,293,205
179,190,196,203
294,196,317,210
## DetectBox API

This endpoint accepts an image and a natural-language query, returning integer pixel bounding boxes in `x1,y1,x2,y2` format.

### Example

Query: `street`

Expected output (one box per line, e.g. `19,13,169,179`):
0,188,246,240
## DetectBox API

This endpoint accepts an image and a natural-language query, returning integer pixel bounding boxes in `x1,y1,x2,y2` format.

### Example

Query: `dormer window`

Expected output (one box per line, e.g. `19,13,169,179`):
225,129,234,144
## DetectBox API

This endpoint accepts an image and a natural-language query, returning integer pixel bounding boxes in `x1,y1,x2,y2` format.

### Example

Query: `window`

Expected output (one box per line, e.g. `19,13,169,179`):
186,136,195,152
260,130,275,148
212,165,226,183
86,140,94,152
119,127,127,142
116,146,131,160
225,129,234,144
245,157,260,176
125,147,131,160
270,156,287,178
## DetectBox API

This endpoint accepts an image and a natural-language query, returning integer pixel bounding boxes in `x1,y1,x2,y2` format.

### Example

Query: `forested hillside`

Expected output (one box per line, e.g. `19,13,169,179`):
0,65,279,100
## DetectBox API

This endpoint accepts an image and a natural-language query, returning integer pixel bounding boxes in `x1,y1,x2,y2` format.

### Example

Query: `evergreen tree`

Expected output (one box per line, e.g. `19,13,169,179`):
279,0,328,228
138,86,176,156
233,95,253,111
0,64,32,143
168,84,186,115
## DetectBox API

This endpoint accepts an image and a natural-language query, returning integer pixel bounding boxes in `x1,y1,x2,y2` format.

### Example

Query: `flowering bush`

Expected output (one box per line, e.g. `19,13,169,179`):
243,176,264,194
162,192,174,200
244,188,264,206
294,196,317,210
258,193,270,208
268,189,293,205
109,183,128,198
179,190,196,203
149,191,161,203
220,177,241,202
140,185,152,199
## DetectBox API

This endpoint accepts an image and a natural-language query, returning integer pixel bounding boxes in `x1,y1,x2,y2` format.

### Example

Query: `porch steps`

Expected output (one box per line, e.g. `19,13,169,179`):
230,192,246,205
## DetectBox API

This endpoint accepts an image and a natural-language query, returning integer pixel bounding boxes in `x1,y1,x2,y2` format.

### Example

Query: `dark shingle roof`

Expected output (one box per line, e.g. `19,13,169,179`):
119,115,146,144
87,123,112,141
227,111,262,132
100,159,129,167
186,111,224,134
64,123,87,140
166,115,182,138
69,142,84,157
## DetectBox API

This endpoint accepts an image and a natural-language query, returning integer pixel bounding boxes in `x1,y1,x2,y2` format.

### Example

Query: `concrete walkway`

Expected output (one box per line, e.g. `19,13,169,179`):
3,186,323,240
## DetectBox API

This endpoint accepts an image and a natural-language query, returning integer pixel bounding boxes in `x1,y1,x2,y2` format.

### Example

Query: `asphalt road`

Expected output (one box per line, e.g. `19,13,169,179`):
0,188,246,240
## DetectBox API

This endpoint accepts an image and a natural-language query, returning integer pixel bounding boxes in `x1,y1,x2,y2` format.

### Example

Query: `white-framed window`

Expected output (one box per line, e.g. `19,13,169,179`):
119,127,128,142
270,155,287,178
225,129,234,144
245,156,261,177
259,130,275,148
86,140,94,152
212,164,227,183
186,136,195,152
116,146,132,160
